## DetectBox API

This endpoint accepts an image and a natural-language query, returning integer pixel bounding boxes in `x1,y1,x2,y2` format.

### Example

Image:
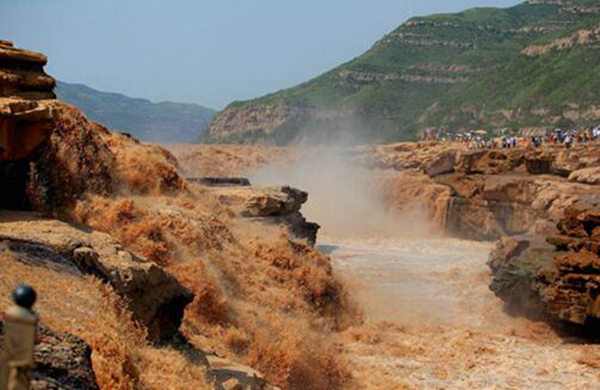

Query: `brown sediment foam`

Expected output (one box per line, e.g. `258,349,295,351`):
329,237,599,388
2,103,358,388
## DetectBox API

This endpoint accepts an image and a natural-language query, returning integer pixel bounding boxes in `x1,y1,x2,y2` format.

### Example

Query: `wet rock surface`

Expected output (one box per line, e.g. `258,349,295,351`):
488,236,556,318
489,200,600,327
0,213,194,342
187,177,251,187
210,185,320,245
0,322,99,390
360,142,600,240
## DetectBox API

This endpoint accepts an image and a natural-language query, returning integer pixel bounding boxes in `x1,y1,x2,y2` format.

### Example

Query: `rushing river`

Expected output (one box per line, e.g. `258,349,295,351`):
248,146,599,388
318,236,600,389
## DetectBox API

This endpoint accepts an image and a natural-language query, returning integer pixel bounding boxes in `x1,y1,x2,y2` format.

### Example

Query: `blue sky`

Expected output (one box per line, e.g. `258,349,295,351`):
2,0,521,109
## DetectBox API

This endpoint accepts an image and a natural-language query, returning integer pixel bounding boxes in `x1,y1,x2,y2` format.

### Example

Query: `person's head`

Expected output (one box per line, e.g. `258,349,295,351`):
12,285,36,309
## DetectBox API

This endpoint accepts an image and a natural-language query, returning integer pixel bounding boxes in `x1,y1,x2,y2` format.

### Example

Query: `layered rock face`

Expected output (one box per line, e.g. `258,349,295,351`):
206,104,307,144
488,200,600,326
358,142,600,240
210,185,320,245
0,41,57,209
0,41,57,169
0,40,55,100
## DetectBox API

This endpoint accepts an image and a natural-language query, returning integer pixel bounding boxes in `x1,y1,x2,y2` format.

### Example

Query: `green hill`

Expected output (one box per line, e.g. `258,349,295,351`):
206,0,600,144
56,81,216,143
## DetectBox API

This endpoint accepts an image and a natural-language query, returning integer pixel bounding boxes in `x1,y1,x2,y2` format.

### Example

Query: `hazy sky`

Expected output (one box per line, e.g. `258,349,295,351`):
2,0,521,109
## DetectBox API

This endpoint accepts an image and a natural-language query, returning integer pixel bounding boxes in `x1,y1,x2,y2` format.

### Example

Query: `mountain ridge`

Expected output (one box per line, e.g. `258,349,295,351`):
206,0,600,144
56,81,216,143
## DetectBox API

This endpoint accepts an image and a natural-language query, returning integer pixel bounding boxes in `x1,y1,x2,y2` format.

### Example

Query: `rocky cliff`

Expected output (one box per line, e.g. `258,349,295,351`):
488,199,600,328
0,41,356,390
207,0,600,144
355,139,600,330
0,41,56,168
356,142,600,240
0,40,55,100
168,141,600,242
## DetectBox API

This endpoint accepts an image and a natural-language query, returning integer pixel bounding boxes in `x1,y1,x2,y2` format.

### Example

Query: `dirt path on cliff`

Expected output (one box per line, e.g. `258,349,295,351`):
320,236,600,389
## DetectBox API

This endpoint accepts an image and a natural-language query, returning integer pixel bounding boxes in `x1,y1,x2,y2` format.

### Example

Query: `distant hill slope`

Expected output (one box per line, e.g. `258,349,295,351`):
206,0,600,144
56,81,216,143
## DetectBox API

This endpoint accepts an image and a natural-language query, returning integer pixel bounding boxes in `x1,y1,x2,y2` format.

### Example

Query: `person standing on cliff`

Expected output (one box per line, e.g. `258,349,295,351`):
564,134,572,149
0,286,38,390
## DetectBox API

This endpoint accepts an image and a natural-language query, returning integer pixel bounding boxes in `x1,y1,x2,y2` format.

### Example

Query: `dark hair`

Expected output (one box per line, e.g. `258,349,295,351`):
12,285,36,309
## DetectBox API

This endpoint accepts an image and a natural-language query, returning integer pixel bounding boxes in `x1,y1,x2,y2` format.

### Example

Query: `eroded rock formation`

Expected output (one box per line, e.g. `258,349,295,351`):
0,40,55,100
0,215,194,342
0,41,59,210
358,142,600,240
488,200,600,326
210,185,320,245
0,43,352,389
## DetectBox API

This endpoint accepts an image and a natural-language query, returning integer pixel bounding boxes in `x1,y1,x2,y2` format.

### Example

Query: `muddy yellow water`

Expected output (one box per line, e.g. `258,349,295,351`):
319,236,600,389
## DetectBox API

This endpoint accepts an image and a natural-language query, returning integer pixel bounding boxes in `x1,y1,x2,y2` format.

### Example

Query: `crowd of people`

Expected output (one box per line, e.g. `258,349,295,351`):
422,126,600,150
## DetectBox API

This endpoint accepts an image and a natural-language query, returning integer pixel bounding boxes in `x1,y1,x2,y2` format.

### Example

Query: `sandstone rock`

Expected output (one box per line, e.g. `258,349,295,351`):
487,237,530,272
445,197,539,240
552,150,584,177
188,177,251,187
437,174,539,240
0,322,99,389
217,186,307,218
1,100,185,212
0,43,185,212
0,214,194,342
524,155,552,174
434,165,600,240
206,104,307,143
0,98,56,162
488,236,556,318
482,176,538,204
0,41,55,100
455,150,522,175
360,141,600,241
568,166,600,185
489,201,600,326
208,355,280,390
211,185,320,245
267,212,320,246
423,151,456,176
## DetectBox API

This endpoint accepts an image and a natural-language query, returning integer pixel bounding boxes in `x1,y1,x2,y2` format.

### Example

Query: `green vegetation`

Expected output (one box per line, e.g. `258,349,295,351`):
56,81,216,143
210,0,600,144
